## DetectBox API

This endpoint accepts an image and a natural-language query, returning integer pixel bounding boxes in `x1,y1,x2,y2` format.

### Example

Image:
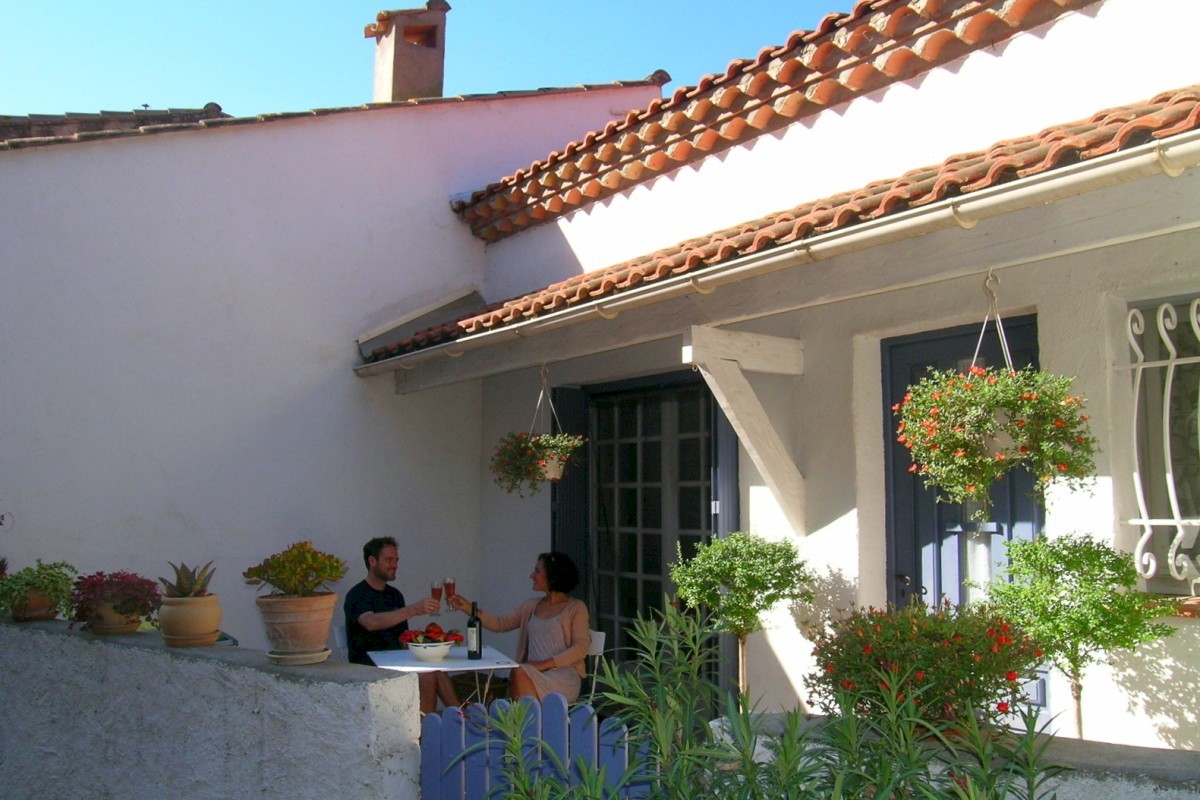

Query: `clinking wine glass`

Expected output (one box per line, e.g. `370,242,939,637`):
430,580,443,615
443,576,456,605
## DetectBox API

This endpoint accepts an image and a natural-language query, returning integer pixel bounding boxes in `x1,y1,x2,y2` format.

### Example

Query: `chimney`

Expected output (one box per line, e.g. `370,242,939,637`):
364,1,451,103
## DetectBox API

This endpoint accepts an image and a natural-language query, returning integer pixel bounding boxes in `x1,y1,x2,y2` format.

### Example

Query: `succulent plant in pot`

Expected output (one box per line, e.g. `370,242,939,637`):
157,561,222,647
243,541,347,665
70,570,162,634
0,560,78,621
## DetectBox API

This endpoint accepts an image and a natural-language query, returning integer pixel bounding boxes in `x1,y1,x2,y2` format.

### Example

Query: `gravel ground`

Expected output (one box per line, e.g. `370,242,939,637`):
1049,774,1200,800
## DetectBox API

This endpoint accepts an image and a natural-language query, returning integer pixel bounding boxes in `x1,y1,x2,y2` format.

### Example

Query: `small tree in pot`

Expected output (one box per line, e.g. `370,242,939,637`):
671,531,813,695
983,533,1175,738
70,571,161,634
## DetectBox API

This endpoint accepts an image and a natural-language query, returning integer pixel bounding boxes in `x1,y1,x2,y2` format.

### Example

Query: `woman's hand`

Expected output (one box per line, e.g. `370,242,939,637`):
447,594,471,614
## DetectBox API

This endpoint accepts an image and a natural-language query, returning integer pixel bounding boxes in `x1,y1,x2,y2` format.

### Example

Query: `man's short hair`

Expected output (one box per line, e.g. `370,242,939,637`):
363,536,398,568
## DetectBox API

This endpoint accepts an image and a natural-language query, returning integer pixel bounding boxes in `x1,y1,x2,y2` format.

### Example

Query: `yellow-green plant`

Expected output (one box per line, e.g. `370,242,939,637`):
0,560,78,618
242,541,346,597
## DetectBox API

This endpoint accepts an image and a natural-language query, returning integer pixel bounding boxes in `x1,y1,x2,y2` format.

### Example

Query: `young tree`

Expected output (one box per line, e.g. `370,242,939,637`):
671,531,813,695
985,533,1175,738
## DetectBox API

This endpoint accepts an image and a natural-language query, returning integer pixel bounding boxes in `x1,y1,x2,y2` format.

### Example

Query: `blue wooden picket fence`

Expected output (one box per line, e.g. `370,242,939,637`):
419,693,648,800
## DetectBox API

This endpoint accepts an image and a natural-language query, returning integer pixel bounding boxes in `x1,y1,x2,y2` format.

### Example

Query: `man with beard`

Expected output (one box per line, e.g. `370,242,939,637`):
344,536,458,712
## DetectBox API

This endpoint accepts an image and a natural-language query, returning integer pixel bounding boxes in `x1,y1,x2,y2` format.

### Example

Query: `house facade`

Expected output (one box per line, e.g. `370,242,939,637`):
2,0,1198,752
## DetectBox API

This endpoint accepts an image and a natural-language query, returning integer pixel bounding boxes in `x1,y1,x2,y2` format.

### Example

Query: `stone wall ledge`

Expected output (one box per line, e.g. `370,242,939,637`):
0,620,421,800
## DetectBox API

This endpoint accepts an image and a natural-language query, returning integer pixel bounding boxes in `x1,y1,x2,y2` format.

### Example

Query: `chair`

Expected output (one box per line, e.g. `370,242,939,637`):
586,629,606,699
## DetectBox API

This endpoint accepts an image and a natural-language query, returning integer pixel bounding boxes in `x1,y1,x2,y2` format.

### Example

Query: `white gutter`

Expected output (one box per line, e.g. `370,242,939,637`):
354,131,1200,379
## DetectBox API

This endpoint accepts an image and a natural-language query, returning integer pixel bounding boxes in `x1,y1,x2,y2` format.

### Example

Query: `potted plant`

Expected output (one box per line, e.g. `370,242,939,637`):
490,431,586,496
671,531,814,695
157,560,222,647
983,533,1175,738
242,540,347,665
0,560,78,621
894,365,1098,521
70,570,161,634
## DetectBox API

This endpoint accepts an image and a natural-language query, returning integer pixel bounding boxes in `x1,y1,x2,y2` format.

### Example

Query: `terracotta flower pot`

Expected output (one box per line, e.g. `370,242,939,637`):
159,595,222,647
87,600,142,634
11,588,57,621
255,592,338,665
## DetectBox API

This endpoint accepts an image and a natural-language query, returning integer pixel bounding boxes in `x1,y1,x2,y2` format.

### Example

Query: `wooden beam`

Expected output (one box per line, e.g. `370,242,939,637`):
682,326,804,375
688,356,807,537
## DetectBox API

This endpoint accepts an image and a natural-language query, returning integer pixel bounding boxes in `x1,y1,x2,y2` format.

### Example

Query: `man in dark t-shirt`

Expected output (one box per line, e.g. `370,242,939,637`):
344,536,458,712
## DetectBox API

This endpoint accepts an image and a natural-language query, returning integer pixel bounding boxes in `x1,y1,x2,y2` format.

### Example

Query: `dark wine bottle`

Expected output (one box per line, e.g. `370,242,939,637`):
467,601,482,660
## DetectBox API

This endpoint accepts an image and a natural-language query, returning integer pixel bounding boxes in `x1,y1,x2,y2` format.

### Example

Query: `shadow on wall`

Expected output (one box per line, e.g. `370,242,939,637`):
1108,621,1200,750
792,567,859,632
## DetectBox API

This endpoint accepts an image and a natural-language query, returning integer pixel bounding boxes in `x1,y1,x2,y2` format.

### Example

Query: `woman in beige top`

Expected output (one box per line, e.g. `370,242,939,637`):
449,552,590,702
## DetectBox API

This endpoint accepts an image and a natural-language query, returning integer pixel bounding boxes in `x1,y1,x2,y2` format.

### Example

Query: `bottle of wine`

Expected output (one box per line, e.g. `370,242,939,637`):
467,601,482,660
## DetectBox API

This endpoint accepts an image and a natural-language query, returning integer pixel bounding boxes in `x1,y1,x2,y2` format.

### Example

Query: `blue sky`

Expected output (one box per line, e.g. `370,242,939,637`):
0,1,854,118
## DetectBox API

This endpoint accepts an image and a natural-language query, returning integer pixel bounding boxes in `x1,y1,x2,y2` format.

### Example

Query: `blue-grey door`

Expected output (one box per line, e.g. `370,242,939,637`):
883,316,1042,607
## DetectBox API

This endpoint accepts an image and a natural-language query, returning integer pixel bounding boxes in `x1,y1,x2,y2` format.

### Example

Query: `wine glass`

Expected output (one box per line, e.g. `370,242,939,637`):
430,580,443,615
443,575,456,605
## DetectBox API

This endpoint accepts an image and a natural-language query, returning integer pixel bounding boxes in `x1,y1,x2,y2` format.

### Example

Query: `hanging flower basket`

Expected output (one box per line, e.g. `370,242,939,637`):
490,431,585,497
894,365,1098,521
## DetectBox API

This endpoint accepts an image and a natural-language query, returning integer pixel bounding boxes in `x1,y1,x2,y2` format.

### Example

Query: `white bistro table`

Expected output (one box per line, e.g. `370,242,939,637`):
369,645,517,705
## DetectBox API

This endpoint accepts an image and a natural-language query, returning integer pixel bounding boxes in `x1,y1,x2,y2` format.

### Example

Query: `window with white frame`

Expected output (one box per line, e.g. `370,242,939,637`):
1125,296,1200,595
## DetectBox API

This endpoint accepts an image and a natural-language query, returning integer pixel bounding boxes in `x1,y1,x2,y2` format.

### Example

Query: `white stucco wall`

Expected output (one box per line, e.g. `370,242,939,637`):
449,0,1200,751
482,0,1200,302
0,622,421,800
0,85,658,652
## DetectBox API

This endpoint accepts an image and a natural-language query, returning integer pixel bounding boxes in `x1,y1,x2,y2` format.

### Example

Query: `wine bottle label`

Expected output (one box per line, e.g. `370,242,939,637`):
467,627,479,652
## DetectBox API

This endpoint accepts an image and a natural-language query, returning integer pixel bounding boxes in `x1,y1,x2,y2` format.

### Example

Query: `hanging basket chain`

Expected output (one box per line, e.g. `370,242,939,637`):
529,363,564,435
970,270,1015,373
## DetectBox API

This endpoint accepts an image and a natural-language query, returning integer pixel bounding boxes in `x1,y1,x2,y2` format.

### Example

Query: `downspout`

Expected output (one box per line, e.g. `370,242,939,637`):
354,132,1200,378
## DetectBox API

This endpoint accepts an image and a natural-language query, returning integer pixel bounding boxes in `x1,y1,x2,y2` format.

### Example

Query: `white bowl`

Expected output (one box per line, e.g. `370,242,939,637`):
407,640,453,662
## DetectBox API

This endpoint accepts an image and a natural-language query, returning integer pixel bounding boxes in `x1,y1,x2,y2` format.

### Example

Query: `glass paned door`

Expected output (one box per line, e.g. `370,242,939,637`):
591,386,712,660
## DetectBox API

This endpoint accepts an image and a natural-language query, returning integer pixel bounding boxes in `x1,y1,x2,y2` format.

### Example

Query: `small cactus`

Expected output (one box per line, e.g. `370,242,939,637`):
159,561,215,598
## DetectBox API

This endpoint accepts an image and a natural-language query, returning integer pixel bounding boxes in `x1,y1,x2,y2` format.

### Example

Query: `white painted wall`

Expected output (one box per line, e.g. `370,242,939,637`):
483,0,1200,302
0,85,658,652
460,0,1200,750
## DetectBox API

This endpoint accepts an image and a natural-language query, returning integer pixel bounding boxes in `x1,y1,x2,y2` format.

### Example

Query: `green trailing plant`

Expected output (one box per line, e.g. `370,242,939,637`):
242,540,346,597
0,559,78,619
671,531,814,695
894,365,1098,521
158,560,215,597
70,570,161,624
984,533,1176,738
489,431,586,497
806,599,1045,727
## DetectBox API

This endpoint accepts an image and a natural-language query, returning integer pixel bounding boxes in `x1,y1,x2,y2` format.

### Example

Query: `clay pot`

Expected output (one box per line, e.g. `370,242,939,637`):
11,588,58,621
87,600,142,634
255,592,338,665
159,595,222,647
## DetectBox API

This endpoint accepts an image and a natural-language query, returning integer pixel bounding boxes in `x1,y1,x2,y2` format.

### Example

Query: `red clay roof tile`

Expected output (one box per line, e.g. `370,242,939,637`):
452,0,1101,243
367,84,1200,364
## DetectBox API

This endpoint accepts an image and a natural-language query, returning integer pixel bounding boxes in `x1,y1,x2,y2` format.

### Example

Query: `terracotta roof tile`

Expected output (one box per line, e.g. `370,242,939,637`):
452,0,1101,243
0,76,669,152
367,84,1200,364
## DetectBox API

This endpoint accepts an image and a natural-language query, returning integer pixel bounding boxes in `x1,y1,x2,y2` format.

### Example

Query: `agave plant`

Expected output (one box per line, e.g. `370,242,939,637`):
159,561,215,598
